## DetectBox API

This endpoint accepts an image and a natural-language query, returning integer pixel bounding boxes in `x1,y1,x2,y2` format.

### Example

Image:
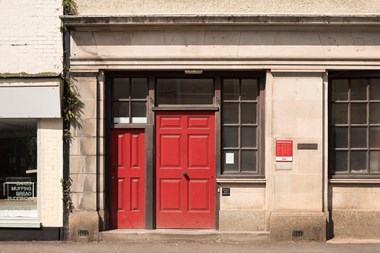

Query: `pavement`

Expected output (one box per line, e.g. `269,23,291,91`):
0,241,380,253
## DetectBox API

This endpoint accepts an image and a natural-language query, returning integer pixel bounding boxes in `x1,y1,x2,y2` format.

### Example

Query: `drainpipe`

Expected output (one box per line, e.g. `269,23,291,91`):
61,5,71,241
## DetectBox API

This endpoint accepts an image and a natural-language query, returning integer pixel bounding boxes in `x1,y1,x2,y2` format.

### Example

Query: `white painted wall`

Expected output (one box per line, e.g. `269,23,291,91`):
0,0,63,74
39,118,63,227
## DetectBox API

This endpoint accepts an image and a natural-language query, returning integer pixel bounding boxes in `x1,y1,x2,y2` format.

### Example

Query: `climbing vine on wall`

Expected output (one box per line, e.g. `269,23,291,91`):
62,0,77,15
61,177,75,213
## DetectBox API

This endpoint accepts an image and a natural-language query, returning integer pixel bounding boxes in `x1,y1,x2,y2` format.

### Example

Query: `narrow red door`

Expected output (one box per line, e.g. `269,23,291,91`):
110,129,145,228
156,112,215,228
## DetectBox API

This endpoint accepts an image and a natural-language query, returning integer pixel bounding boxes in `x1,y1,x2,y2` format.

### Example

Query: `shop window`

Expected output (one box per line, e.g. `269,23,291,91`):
156,79,214,105
222,78,261,175
0,119,38,218
330,77,380,176
112,78,148,124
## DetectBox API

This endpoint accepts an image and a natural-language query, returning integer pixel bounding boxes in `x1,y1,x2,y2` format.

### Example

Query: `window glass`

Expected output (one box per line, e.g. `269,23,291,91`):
332,104,348,124
131,78,147,99
351,79,367,100
157,79,214,105
222,78,260,174
370,103,380,124
0,119,38,218
333,127,348,148
222,103,239,124
331,77,380,176
241,151,257,172
223,79,239,100
113,78,130,100
112,77,147,124
332,79,349,101
241,79,258,100
351,104,367,124
131,102,147,123
370,79,380,100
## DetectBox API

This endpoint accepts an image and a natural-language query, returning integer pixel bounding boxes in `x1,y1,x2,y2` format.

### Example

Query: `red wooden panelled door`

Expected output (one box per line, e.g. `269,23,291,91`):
110,129,145,228
156,112,215,228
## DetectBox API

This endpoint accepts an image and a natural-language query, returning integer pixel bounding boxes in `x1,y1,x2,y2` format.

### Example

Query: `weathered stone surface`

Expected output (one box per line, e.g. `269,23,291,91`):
70,155,97,174
74,0,380,15
332,211,380,239
269,212,327,242
71,192,97,211
220,185,265,210
219,210,266,231
69,211,99,241
70,173,97,194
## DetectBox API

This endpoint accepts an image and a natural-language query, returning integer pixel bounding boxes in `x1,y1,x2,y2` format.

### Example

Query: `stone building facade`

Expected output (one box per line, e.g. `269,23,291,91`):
0,0,63,240
61,0,380,241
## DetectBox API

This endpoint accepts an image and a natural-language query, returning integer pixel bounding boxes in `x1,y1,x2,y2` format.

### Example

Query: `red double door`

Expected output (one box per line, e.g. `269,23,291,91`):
155,112,215,228
111,112,215,229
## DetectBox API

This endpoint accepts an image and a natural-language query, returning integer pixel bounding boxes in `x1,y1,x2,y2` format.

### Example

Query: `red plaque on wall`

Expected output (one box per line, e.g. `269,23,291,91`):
276,140,293,162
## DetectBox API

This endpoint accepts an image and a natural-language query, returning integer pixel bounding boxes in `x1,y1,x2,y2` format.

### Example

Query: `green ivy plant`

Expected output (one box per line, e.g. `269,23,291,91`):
61,177,75,213
62,0,77,15
62,82,80,124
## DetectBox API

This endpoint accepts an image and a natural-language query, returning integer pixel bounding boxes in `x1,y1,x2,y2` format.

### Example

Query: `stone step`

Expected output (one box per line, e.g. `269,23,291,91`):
100,229,270,243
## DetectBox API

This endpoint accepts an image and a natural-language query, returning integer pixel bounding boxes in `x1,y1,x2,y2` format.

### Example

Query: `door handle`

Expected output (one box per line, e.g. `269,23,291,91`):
182,171,188,176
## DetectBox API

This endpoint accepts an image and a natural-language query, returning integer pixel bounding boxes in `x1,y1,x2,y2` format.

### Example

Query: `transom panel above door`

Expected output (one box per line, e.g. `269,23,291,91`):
155,112,215,228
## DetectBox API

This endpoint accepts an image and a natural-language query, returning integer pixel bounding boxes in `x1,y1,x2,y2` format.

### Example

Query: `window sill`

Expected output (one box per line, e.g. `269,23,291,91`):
216,178,266,184
0,218,40,228
329,178,380,184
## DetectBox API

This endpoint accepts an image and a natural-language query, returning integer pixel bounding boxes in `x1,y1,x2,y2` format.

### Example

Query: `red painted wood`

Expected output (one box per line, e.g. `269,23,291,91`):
110,129,145,228
156,112,215,228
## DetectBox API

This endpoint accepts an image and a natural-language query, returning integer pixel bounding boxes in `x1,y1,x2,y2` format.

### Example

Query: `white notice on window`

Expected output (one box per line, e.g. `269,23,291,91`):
226,153,234,164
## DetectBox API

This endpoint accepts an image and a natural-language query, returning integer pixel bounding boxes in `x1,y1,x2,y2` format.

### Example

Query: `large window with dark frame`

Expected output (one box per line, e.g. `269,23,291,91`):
112,78,148,124
330,77,380,176
222,78,261,175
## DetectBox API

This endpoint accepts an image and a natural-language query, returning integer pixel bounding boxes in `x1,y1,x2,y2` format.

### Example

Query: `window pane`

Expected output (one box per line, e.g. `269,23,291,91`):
223,103,239,124
241,151,257,172
335,152,348,172
350,151,367,172
351,127,367,148
113,78,129,100
0,119,38,218
370,151,380,173
370,127,380,148
113,102,129,124
333,127,348,148
223,79,239,100
241,79,258,100
223,151,238,172
241,103,257,124
157,79,214,105
351,104,367,124
223,127,238,148
332,103,348,124
370,103,380,124
351,79,367,100
241,126,256,148
370,79,380,100
332,79,349,101
131,78,147,99
131,102,146,123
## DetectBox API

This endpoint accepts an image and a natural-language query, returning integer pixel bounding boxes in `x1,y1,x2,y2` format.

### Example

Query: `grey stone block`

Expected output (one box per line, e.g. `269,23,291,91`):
219,210,266,231
69,211,99,242
269,212,327,242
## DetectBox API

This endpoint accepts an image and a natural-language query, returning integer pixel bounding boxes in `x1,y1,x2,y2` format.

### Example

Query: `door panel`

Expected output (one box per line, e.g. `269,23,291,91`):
111,129,145,228
156,112,215,228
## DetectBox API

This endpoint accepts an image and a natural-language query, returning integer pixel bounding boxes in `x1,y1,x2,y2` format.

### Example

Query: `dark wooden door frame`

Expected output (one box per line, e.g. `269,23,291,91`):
105,71,265,230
